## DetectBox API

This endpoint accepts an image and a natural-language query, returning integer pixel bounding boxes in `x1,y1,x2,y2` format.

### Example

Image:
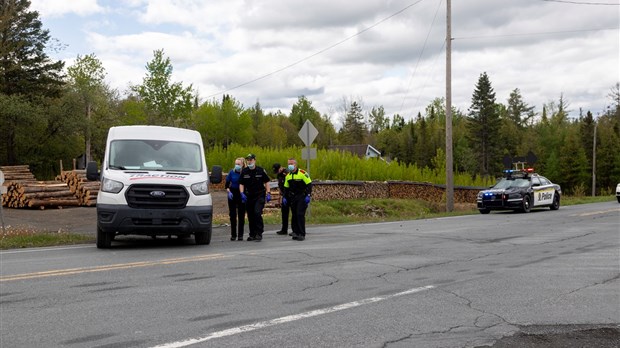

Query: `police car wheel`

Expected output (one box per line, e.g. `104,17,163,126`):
617,196,620,203
521,195,531,213
479,209,490,214
550,194,560,210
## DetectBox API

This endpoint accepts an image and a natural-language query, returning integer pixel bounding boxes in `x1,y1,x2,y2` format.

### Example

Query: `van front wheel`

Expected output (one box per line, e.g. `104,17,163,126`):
96,225,112,249
195,229,212,245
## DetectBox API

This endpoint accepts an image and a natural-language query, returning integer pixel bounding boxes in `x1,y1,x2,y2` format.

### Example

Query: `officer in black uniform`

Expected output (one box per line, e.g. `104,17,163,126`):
272,163,290,235
283,158,312,241
239,153,271,242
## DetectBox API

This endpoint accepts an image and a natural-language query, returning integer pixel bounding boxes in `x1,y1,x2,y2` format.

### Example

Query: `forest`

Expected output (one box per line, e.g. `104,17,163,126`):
1,0,619,195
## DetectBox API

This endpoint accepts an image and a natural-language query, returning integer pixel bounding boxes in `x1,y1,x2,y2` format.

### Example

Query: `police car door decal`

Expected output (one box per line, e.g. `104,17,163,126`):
534,185,555,206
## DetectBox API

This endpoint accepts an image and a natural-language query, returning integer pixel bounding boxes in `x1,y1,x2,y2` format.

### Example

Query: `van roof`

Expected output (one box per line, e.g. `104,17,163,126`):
108,126,202,143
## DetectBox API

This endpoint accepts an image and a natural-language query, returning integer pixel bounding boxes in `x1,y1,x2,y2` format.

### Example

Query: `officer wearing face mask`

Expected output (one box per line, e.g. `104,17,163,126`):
225,157,246,241
283,158,312,241
272,163,290,236
239,153,271,242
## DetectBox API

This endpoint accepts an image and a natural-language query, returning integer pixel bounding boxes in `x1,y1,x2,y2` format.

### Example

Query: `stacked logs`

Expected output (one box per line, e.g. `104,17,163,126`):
56,170,100,206
4,181,80,208
0,165,102,209
1,165,80,209
0,165,36,183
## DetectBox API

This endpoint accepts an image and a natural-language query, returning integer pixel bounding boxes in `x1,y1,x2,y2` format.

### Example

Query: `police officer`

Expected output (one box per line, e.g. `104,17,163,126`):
283,158,312,241
272,163,290,235
239,153,271,242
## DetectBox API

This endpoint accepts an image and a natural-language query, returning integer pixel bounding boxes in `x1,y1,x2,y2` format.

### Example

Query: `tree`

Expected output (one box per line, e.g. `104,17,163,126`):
130,49,194,127
368,106,388,134
467,72,501,176
289,95,322,129
0,0,64,98
0,0,65,164
339,101,367,144
67,53,108,163
506,88,535,128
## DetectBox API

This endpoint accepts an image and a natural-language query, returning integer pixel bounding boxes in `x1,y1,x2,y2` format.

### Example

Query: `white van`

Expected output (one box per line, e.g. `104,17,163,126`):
86,125,222,248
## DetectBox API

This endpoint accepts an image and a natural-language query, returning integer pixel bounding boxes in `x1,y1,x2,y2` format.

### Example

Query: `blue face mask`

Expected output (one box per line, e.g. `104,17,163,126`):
234,164,241,172
248,163,255,169
287,164,295,171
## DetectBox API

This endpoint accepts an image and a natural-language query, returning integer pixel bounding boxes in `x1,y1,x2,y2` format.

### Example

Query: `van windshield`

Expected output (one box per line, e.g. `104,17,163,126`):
109,140,202,172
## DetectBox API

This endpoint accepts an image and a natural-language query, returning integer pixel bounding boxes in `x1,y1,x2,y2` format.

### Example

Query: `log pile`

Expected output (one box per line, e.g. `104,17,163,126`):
56,170,100,206
2,180,79,209
0,165,100,209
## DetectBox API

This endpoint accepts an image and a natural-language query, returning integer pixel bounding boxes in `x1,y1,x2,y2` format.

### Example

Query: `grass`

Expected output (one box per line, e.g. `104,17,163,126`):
0,227,94,250
2,195,616,249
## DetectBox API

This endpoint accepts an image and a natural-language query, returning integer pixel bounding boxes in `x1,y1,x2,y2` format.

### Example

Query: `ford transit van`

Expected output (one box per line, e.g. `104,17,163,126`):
86,125,222,248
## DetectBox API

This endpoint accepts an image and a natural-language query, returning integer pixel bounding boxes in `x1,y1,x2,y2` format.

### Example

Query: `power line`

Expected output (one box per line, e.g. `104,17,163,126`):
399,0,443,116
453,27,618,40
205,0,427,99
542,0,620,5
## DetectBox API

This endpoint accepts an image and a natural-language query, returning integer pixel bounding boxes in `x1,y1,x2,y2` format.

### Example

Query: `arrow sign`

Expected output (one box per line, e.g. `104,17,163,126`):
298,120,318,146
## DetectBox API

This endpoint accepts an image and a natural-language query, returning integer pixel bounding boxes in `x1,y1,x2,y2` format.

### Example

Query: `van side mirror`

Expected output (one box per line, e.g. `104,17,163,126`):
210,165,222,184
86,161,100,181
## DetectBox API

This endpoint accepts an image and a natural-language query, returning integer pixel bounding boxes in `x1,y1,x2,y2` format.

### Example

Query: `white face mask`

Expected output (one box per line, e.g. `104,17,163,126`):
248,163,255,169
287,164,295,171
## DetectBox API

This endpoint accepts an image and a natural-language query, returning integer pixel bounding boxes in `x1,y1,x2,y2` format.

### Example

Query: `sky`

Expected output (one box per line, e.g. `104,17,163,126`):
30,0,619,125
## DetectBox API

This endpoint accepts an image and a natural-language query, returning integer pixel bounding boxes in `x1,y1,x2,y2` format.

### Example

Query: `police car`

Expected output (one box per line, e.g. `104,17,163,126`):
477,168,561,214
616,183,620,203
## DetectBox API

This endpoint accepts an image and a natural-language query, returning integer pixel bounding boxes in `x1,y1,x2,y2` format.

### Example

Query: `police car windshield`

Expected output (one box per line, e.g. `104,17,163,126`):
494,177,530,189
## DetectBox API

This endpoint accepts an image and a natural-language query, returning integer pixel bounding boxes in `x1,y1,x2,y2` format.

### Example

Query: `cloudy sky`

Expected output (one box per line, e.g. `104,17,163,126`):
31,0,619,124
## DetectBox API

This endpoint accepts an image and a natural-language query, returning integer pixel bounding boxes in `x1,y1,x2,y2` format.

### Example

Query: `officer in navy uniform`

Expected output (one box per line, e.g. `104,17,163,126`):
283,158,312,241
272,163,290,235
239,153,271,242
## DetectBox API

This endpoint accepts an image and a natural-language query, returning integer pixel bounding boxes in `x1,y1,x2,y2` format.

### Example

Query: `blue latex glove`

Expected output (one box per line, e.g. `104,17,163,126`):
304,195,311,204
227,191,233,200
266,193,271,202
282,197,287,206
241,192,247,203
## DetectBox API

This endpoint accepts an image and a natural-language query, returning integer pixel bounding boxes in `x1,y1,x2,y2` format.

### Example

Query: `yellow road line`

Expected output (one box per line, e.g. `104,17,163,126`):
0,253,229,282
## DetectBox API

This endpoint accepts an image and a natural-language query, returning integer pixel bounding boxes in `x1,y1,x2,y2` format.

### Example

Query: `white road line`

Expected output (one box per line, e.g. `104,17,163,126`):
150,285,435,348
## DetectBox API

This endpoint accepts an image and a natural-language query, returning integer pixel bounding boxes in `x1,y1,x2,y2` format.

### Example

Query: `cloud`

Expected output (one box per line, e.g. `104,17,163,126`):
30,0,104,17
41,0,618,121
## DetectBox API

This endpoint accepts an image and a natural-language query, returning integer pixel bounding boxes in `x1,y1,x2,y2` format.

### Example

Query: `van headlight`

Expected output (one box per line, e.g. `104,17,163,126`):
191,181,209,195
101,177,123,193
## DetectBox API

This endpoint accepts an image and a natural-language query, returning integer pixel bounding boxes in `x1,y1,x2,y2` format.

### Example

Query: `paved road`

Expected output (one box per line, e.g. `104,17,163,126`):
1,202,618,347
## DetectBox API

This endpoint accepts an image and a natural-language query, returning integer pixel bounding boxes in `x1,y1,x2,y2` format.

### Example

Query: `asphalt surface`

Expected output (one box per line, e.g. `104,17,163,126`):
2,197,620,348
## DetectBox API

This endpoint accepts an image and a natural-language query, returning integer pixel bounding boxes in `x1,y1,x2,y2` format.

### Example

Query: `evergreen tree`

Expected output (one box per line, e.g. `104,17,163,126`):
558,127,590,194
467,72,501,176
0,0,65,164
579,110,595,172
0,0,64,98
339,101,367,144
506,88,535,128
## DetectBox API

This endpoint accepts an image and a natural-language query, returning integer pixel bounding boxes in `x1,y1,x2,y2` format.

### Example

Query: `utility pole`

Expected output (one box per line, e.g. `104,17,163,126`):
592,121,597,196
445,0,454,212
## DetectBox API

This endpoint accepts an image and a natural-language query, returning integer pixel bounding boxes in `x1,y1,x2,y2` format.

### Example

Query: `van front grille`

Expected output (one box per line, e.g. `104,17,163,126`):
125,184,188,209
